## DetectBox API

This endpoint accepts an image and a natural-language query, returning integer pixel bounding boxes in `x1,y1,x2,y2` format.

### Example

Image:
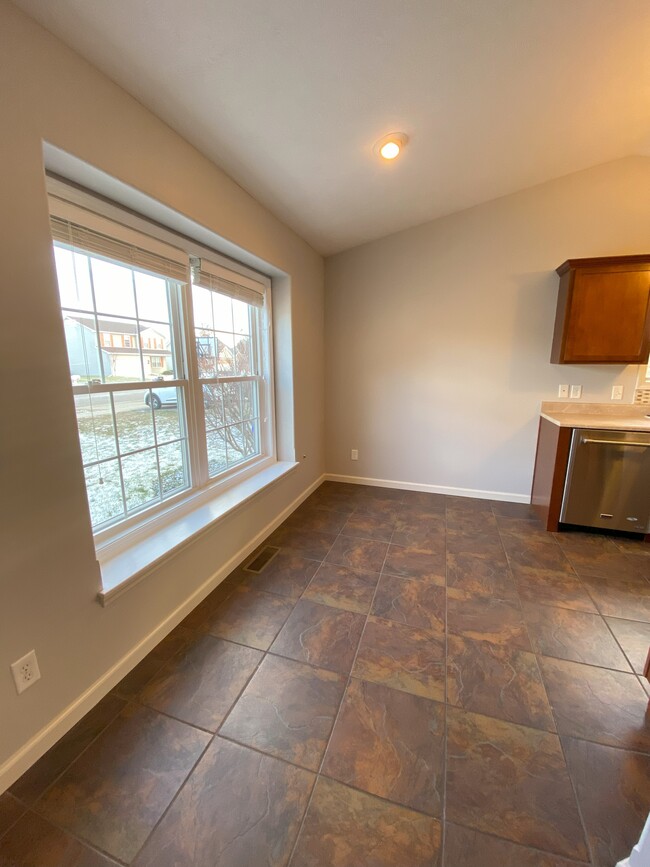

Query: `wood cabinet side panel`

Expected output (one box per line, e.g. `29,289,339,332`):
531,418,572,531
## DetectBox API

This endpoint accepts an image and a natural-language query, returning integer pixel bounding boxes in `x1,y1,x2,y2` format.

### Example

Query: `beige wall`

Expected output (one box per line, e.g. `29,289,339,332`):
0,1,324,777
325,156,650,497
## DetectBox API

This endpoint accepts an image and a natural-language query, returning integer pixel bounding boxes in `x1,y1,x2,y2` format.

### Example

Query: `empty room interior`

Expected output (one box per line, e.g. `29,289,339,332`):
1,1,650,865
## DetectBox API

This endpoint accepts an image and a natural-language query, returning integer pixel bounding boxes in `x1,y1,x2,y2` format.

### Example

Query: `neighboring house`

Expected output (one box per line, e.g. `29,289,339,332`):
196,332,235,375
63,316,112,379
67,315,172,379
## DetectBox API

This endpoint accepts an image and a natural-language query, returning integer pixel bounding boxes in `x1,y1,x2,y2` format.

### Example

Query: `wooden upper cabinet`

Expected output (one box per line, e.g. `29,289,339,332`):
551,255,650,363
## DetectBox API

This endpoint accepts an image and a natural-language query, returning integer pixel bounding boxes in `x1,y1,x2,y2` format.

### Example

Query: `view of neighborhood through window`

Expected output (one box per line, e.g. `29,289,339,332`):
52,216,269,536
54,245,190,529
191,283,261,478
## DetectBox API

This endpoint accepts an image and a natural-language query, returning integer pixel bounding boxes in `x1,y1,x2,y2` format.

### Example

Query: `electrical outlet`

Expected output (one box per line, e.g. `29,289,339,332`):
611,385,624,401
570,385,582,399
11,650,41,695
558,384,569,398
350,449,359,460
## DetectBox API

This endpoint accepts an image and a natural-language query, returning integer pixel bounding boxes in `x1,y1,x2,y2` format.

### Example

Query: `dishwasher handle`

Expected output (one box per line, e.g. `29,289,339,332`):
580,437,650,448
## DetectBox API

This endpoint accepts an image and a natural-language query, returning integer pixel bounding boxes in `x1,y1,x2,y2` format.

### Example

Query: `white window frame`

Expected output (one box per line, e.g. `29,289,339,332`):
47,179,277,556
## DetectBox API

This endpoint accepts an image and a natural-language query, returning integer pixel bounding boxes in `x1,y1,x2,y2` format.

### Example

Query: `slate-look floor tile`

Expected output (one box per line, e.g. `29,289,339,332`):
12,481,650,867
605,617,650,674
562,735,650,867
341,512,395,542
447,496,493,513
180,582,238,630
304,562,379,613
237,552,320,598
0,792,25,838
581,573,650,621
503,536,574,574
35,704,210,863
271,599,365,673
138,634,262,730
446,529,503,559
446,510,498,534
491,500,539,519
563,547,650,581
612,536,650,557
400,490,447,510
443,823,588,867
325,535,388,573
447,595,531,650
134,738,314,867
268,524,339,560
354,498,401,520
220,655,346,770
446,635,556,731
286,504,349,534
0,812,120,867
514,569,598,613
523,603,632,671
391,516,445,550
383,543,446,583
446,708,588,860
446,550,519,602
205,586,294,650
289,776,441,867
371,574,446,631
10,693,125,804
322,678,444,815
353,616,445,700
539,656,650,752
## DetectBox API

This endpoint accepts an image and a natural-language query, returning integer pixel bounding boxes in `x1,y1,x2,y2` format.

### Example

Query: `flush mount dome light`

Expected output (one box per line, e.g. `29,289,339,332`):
375,132,408,161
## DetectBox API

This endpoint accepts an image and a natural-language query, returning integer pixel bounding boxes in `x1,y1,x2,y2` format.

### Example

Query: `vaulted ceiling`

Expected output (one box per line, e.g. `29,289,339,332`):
12,0,650,254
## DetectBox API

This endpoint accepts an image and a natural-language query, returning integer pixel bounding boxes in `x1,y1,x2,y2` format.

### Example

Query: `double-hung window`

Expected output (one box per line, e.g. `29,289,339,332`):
48,191,274,540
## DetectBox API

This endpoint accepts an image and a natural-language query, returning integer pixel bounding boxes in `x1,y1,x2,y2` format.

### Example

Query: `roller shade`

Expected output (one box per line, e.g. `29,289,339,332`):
190,257,265,308
49,198,188,284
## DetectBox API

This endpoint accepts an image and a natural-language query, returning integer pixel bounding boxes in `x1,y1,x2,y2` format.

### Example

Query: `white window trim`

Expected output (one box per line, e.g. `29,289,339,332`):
47,177,285,592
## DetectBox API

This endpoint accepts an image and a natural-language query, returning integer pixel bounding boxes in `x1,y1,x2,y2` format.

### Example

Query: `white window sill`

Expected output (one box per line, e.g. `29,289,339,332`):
97,460,298,605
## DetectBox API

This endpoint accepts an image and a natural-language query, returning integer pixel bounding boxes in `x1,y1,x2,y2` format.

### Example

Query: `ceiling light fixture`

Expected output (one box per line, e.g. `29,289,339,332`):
375,132,408,161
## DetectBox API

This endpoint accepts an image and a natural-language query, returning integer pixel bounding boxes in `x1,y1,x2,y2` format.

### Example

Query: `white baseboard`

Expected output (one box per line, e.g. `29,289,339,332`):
0,473,325,795
325,473,530,504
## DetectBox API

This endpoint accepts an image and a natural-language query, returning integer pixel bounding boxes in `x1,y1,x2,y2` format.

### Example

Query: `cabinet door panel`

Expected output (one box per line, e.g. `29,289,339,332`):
564,270,650,362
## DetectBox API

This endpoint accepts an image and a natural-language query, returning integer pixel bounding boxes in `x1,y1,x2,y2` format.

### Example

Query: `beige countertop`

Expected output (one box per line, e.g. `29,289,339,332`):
540,402,650,432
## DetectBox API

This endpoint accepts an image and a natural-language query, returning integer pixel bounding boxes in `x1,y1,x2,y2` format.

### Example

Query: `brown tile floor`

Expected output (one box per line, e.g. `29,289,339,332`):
3,481,650,867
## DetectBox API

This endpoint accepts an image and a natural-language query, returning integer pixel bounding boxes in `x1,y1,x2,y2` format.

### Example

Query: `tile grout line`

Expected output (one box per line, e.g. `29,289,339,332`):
285,490,401,867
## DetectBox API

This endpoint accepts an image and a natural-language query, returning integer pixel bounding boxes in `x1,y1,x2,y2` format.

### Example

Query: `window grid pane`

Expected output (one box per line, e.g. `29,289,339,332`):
202,380,261,478
194,291,256,381
53,241,192,532
55,244,179,385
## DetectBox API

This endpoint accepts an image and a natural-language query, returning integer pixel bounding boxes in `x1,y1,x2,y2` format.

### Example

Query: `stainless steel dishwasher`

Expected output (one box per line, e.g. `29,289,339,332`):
560,428,650,533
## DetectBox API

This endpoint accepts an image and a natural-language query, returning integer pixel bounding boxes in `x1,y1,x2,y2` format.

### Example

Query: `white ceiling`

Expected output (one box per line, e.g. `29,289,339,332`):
12,0,650,254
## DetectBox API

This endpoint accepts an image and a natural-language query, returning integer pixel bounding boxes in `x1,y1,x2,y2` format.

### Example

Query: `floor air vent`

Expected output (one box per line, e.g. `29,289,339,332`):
243,545,281,573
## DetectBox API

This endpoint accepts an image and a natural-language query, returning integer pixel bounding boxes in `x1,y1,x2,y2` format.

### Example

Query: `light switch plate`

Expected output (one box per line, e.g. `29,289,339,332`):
570,385,582,399
558,384,569,398
611,385,624,400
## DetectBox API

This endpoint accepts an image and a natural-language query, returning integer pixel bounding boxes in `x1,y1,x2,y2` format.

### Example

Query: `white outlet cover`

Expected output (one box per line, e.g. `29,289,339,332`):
611,385,624,400
11,649,41,695
350,449,359,460
558,384,569,398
